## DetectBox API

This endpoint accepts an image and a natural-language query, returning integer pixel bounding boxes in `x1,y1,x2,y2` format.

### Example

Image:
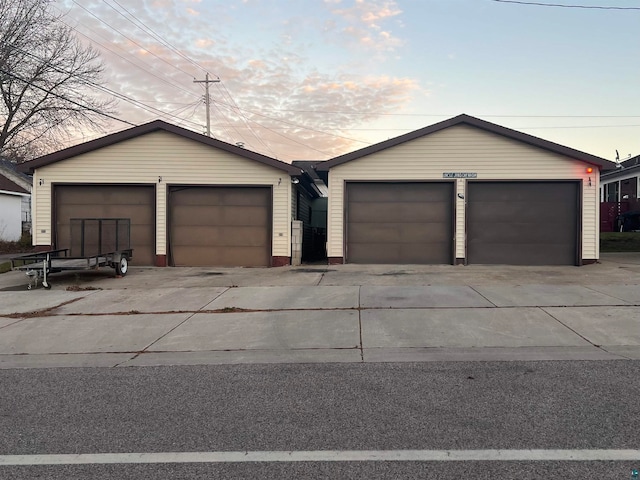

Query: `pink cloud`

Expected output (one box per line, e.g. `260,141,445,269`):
54,0,421,161
330,1,404,52
195,38,214,48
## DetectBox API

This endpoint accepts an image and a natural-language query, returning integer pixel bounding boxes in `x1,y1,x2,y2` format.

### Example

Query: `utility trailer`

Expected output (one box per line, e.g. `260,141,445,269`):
11,218,133,290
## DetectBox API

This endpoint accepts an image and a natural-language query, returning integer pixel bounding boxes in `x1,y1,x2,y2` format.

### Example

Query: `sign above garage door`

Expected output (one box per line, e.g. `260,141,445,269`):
442,172,478,178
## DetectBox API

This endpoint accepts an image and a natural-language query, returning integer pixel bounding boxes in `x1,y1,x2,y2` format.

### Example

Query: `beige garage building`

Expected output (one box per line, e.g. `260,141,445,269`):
316,114,613,266
20,120,301,267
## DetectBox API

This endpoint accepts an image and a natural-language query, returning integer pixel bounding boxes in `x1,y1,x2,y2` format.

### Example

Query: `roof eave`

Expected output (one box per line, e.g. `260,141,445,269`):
601,164,640,179
18,120,301,176
316,114,614,171
0,188,29,196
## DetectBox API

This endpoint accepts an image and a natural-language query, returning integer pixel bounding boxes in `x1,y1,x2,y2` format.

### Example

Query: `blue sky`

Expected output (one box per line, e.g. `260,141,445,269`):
58,0,640,162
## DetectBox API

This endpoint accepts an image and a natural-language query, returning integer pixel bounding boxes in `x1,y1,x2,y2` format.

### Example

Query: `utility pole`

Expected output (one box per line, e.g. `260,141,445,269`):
193,73,219,137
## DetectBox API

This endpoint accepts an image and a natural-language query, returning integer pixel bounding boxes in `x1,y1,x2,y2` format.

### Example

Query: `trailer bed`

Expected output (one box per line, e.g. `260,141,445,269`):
11,249,133,290
11,218,133,290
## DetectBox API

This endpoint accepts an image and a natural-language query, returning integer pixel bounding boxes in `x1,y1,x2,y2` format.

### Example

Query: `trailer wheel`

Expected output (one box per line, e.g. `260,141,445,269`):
43,282,51,290
116,256,129,276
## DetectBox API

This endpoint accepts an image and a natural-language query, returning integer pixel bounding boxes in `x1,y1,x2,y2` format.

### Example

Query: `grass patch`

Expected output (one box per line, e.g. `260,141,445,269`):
0,234,34,274
0,233,34,255
600,232,640,252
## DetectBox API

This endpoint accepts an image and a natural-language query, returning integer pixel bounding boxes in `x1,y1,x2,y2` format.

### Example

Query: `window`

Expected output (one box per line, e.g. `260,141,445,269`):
605,182,619,202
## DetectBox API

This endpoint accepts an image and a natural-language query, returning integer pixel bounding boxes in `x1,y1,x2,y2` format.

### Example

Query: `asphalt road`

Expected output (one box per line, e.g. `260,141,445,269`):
1,361,639,479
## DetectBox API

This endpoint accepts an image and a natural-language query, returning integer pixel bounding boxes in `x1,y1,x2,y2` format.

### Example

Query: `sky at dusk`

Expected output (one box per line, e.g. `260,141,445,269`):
56,0,640,163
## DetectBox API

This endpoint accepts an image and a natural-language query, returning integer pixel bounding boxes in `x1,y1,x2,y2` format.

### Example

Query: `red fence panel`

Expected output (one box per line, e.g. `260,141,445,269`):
600,202,630,232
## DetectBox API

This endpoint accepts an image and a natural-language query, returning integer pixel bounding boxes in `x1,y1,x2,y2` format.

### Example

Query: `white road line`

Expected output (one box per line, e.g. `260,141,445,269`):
1,450,639,465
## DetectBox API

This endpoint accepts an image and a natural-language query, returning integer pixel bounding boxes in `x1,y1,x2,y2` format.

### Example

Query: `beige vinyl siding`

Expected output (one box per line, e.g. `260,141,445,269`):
327,124,598,261
32,130,292,258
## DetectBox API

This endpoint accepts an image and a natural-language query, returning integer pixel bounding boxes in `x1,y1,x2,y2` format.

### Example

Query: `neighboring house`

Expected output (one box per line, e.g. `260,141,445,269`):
599,155,640,231
292,161,328,262
316,114,614,266
0,159,32,241
18,120,305,267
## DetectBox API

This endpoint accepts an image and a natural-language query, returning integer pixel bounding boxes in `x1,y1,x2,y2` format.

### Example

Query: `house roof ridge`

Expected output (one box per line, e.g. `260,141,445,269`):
18,120,302,176
316,113,614,171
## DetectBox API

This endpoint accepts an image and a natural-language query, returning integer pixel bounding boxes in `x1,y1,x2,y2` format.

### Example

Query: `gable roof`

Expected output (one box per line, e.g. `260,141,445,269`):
316,114,614,171
601,154,640,180
17,120,302,176
0,173,29,195
0,158,32,190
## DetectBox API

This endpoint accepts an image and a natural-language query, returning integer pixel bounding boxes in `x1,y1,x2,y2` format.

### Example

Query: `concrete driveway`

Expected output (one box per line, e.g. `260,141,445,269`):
0,252,639,368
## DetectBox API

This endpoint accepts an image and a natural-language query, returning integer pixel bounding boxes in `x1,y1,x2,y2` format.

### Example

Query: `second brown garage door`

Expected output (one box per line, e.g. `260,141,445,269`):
346,182,454,264
467,181,579,265
168,186,271,267
54,185,156,266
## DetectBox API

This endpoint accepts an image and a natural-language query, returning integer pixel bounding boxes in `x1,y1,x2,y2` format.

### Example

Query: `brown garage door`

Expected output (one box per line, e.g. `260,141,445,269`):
54,185,155,265
467,181,579,265
168,186,271,267
346,182,454,264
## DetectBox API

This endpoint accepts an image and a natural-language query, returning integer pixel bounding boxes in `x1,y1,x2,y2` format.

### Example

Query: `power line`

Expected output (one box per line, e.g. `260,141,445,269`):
56,6,221,132
520,124,640,129
66,1,349,152
78,1,259,149
61,22,202,100
54,3,204,101
82,0,259,146
214,83,279,157
209,97,367,153
11,47,203,129
211,101,377,144
0,68,136,127
215,124,640,131
91,0,258,144
105,0,209,74
92,82,203,128
244,108,370,144
492,0,640,10
238,108,640,119
69,0,195,78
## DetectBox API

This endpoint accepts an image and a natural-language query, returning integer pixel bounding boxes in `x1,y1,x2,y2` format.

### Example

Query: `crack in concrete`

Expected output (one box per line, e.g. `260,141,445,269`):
539,307,618,357
0,318,27,330
196,287,230,311
581,284,637,305
0,296,89,319
4,303,640,319
595,345,635,360
468,286,498,307
131,312,200,364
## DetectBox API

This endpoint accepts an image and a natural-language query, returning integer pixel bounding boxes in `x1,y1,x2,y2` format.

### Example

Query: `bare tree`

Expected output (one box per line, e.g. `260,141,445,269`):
0,0,116,160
